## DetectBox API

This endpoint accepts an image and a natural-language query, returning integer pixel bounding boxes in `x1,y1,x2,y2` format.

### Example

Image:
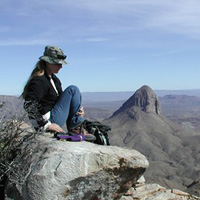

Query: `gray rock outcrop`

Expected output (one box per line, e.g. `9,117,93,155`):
5,134,149,200
113,85,161,117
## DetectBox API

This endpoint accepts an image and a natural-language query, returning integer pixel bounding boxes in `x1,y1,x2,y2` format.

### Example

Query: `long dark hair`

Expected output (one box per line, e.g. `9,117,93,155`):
21,60,46,99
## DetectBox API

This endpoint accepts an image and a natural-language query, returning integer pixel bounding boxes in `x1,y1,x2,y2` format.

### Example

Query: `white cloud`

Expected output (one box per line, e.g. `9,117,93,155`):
85,37,108,42
151,49,185,57
0,38,51,46
62,0,200,39
140,1,200,35
1,0,200,47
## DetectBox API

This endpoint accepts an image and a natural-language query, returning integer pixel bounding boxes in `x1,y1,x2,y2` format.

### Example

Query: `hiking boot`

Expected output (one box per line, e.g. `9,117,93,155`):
69,121,96,142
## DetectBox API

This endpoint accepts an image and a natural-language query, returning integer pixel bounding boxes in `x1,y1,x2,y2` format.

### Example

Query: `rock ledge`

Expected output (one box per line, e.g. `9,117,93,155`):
5,135,149,200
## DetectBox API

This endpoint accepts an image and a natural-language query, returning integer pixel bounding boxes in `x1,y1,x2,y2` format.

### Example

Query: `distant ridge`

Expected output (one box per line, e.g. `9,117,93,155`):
82,89,200,102
1,89,200,102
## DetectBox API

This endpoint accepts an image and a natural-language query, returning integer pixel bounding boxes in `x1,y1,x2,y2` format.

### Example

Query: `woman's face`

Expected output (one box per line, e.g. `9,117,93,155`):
46,62,62,75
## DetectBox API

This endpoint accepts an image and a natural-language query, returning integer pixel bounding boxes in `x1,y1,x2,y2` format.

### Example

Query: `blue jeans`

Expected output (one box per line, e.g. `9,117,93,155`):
50,85,85,130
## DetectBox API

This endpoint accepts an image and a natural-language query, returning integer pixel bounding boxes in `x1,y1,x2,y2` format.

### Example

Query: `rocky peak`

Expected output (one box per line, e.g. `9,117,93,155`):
113,85,161,115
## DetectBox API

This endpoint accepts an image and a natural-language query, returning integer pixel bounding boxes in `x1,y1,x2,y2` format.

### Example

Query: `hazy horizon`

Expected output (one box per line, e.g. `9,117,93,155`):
1,88,200,102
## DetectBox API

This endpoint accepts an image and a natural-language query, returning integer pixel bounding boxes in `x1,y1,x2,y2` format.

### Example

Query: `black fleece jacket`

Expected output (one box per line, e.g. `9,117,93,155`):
24,73,62,127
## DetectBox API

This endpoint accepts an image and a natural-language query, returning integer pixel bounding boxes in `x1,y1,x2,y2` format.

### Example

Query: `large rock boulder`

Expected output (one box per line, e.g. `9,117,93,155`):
5,134,149,200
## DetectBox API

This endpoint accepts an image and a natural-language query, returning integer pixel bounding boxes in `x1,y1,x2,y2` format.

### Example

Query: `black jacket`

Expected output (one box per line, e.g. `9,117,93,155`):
24,73,62,127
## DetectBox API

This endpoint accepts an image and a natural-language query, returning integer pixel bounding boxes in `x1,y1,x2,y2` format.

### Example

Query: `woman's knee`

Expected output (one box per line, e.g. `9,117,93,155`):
63,85,80,94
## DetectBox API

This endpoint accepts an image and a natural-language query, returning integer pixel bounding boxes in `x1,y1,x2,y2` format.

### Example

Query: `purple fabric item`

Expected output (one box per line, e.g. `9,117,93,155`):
57,134,85,141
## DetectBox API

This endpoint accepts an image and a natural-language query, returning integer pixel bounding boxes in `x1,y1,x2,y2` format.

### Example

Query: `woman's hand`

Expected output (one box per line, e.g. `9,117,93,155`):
47,123,64,132
77,106,85,117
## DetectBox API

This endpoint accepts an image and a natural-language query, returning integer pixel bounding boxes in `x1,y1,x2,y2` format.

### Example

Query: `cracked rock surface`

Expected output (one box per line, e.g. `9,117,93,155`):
5,135,148,200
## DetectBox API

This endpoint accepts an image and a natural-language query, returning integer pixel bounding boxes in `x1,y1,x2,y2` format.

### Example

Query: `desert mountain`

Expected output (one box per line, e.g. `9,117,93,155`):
112,85,161,115
83,90,200,130
103,85,200,196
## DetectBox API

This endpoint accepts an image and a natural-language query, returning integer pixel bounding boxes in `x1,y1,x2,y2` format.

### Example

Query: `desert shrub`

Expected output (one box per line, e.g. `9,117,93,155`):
0,103,37,192
0,120,26,180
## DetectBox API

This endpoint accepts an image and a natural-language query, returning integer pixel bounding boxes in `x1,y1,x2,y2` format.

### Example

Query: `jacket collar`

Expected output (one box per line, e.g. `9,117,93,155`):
44,72,56,81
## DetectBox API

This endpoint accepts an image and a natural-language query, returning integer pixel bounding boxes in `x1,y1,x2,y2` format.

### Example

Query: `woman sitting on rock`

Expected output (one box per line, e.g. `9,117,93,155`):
21,45,95,141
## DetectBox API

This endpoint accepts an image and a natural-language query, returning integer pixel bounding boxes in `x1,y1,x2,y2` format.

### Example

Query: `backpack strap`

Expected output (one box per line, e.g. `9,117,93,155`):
84,121,111,132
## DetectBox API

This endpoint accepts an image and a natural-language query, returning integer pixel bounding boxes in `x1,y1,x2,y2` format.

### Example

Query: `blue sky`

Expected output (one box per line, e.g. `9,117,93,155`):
1,0,200,95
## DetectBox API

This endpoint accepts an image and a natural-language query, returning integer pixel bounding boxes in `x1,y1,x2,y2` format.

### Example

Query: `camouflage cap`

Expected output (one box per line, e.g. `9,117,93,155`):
39,45,68,65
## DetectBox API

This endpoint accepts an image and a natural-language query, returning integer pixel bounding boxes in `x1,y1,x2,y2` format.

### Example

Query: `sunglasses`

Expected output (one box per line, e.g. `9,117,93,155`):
56,54,67,59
